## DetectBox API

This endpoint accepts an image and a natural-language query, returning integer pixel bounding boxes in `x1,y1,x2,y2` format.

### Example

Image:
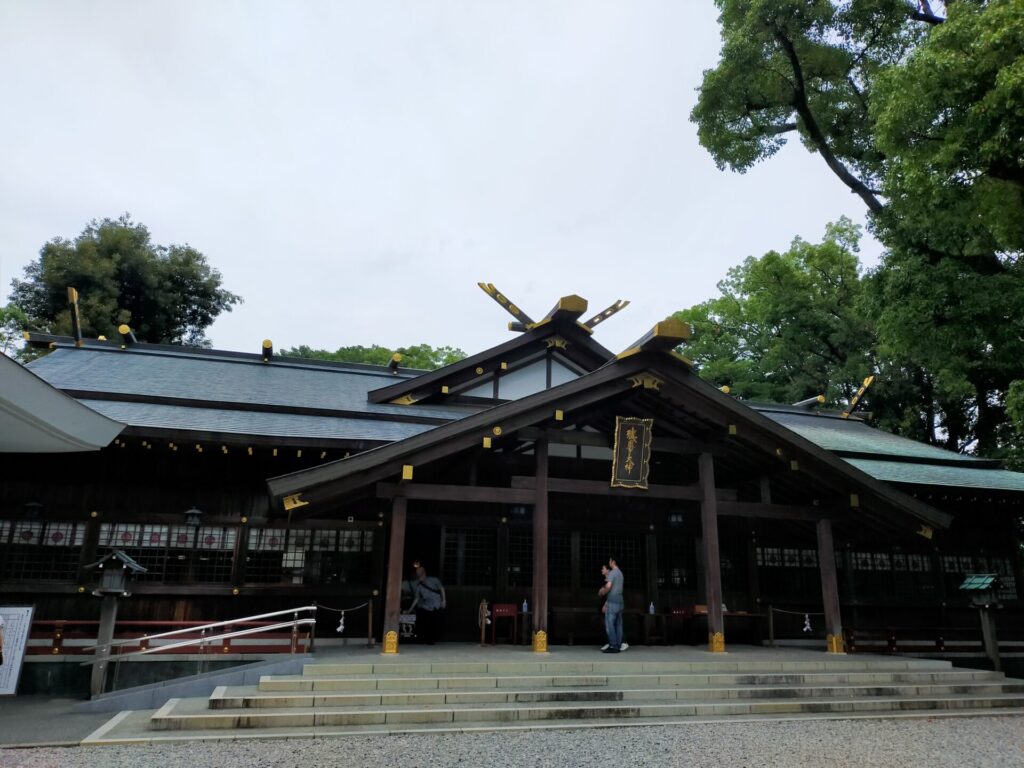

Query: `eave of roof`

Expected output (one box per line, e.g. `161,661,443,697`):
846,458,1024,493
756,406,995,467
269,351,953,533
0,353,124,453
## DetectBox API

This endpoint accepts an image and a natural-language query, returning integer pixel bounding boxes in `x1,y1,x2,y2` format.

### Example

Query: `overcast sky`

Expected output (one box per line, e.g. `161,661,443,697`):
0,1,880,357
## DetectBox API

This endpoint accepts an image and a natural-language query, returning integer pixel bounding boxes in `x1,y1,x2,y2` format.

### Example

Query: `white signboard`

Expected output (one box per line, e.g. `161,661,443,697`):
0,606,35,696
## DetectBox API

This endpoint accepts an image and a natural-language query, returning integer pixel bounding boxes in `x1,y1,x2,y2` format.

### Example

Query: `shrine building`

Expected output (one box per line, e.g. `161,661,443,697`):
4,286,1023,663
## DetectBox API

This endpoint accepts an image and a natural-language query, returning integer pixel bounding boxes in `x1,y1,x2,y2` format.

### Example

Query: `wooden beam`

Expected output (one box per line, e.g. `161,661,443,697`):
518,427,722,456
532,439,549,650
618,318,691,359
584,299,630,330
816,518,844,654
538,294,588,327
655,373,952,532
717,501,842,522
511,475,737,503
699,452,725,652
376,482,535,505
382,496,407,654
272,372,638,507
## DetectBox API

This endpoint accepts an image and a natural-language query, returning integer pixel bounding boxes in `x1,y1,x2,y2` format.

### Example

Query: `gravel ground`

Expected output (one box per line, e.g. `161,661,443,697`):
2,717,1024,768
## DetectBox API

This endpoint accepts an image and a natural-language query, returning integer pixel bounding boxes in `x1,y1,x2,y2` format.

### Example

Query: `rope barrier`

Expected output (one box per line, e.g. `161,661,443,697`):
769,607,825,616
314,602,371,636
315,602,369,613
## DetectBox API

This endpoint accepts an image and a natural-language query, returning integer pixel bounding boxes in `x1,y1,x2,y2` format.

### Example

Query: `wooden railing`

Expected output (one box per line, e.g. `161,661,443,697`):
843,626,1024,655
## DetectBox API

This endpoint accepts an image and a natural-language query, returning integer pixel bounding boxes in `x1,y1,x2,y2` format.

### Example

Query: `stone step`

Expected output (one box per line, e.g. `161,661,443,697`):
258,669,1004,693
150,692,1024,730
300,658,954,677
212,681,1024,709
83,703,1024,745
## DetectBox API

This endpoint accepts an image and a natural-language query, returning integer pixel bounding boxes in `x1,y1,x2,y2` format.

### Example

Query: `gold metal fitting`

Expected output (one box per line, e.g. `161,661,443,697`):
708,631,726,653
826,634,846,654
383,630,399,655
532,630,548,653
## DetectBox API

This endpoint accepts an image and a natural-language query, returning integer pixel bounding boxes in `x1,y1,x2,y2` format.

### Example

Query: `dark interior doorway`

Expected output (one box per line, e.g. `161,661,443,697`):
406,524,442,578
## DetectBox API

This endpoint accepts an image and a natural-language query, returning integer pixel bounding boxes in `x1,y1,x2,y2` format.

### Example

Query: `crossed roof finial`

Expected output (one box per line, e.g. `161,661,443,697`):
477,283,630,333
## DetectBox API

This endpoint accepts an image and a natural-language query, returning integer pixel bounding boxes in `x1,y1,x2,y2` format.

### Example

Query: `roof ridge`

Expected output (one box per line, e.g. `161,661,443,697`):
27,335,429,379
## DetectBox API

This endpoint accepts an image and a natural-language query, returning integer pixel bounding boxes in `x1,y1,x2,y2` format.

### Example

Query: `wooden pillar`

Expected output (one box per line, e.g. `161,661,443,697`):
532,439,549,652
382,496,407,654
978,606,1001,672
77,513,101,586
816,518,845,653
748,477,772,610
496,522,509,601
699,452,725,652
645,531,659,610
231,517,249,588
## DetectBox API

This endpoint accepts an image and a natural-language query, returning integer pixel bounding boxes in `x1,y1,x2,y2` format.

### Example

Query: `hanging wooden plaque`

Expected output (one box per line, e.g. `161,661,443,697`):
610,416,653,489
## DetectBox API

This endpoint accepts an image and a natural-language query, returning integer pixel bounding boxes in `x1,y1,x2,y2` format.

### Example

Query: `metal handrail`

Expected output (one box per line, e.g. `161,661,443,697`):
83,605,318,652
80,618,318,664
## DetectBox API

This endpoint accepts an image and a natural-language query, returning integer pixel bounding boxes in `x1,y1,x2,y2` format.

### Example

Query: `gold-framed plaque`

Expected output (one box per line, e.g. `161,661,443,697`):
610,416,654,489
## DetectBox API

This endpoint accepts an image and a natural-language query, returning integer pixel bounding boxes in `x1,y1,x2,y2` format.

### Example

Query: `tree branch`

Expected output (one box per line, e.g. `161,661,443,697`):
761,122,798,136
774,30,886,213
911,1,945,25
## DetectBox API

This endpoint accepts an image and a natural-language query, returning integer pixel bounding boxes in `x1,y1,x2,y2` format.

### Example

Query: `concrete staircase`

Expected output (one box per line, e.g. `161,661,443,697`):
82,652,1024,744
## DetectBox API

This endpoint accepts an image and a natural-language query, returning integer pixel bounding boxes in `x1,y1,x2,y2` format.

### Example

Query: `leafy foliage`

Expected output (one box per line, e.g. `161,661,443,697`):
280,343,466,370
9,215,241,346
0,304,28,359
873,0,1024,259
675,218,871,404
692,0,1024,457
676,220,981,449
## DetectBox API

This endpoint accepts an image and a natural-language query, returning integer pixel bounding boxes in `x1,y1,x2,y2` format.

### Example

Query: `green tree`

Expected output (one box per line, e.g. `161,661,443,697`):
0,303,28,358
1005,380,1024,469
676,219,871,404
675,219,968,447
280,343,466,370
692,0,1024,456
9,215,241,346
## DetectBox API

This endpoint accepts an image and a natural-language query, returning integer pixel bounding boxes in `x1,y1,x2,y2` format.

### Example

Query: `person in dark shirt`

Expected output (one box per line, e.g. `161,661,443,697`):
408,565,446,644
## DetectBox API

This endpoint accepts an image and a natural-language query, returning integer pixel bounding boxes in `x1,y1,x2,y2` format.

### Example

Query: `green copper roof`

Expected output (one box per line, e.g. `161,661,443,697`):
845,458,1024,492
759,409,987,465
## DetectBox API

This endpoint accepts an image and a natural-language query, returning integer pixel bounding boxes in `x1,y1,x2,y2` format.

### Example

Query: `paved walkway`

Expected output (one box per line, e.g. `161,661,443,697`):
309,642,857,664
0,696,110,747
3,716,1024,767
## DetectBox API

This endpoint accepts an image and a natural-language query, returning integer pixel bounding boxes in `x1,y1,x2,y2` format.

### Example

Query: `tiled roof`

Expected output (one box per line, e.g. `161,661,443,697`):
845,458,1024,493
757,407,987,465
756,406,1024,491
28,347,476,421
25,342,1024,495
79,399,437,443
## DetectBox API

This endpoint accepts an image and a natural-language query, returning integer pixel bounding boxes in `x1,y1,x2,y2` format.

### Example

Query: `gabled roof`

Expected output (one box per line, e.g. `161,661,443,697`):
84,548,148,573
268,347,953,534
366,320,613,405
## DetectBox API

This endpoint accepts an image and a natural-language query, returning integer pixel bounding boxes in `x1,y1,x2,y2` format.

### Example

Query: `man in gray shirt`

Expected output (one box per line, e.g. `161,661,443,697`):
408,565,446,645
599,556,627,653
